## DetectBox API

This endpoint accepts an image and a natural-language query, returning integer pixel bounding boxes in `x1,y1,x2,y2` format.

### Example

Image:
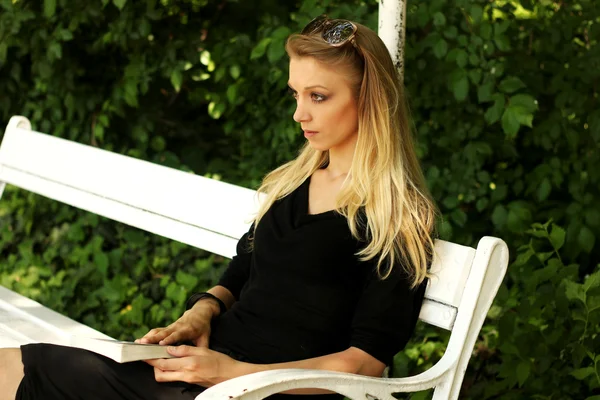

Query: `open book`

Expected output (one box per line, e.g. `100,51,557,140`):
69,336,176,363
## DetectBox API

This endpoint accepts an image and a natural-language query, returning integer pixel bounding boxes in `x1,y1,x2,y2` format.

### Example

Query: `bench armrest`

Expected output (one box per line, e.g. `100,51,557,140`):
195,352,457,400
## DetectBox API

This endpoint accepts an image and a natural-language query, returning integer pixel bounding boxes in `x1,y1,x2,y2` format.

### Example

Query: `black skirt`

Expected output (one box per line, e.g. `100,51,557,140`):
16,343,207,400
16,342,342,400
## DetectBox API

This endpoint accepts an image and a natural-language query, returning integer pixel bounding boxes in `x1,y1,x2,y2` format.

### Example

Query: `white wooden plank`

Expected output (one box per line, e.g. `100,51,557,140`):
0,166,241,258
426,240,476,308
418,299,457,330
0,286,111,348
0,127,263,241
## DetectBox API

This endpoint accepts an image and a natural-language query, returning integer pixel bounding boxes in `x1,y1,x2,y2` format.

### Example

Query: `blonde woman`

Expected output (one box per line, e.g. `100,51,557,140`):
0,15,437,400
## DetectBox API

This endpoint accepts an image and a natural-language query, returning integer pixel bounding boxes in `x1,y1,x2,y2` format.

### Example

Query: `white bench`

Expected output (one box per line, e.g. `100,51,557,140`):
0,115,509,400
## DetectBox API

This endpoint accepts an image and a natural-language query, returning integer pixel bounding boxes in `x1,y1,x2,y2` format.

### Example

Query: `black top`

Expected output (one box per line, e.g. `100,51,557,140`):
211,174,427,367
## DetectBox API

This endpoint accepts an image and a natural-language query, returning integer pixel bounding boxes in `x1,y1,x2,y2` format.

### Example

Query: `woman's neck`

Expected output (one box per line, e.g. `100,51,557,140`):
324,135,357,179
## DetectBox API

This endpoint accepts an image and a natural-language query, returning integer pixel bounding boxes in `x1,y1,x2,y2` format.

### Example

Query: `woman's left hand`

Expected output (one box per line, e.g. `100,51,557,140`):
145,345,242,387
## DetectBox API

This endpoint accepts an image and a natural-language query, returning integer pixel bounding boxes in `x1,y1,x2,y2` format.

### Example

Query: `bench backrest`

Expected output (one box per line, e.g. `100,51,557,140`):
0,116,473,331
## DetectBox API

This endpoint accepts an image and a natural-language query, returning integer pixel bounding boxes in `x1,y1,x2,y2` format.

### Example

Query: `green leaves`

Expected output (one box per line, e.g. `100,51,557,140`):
199,50,211,66
93,252,110,277
0,42,6,64
208,101,225,119
267,26,290,62
500,93,538,136
537,177,551,202
433,38,448,59
570,367,595,380
44,0,56,18
549,225,566,251
477,81,494,103
470,4,483,23
504,222,600,397
250,26,290,63
492,204,508,229
250,38,272,60
506,201,532,232
226,84,238,104
229,65,241,79
578,226,596,253
112,0,127,10
516,360,530,387
499,76,526,93
585,271,600,293
509,94,537,112
433,12,446,27
47,42,62,61
501,105,520,137
170,69,183,93
449,68,469,101
485,93,504,124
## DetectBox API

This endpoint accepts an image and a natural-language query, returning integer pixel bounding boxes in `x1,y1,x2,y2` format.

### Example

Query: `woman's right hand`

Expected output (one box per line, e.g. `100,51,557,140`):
135,300,218,348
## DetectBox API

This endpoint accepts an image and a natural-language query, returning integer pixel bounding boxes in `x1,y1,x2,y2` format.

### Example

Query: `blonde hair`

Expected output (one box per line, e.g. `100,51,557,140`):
249,22,437,287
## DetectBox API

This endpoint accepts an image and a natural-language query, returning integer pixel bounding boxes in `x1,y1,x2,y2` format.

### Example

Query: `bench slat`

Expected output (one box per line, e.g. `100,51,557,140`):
0,286,111,347
0,127,261,245
428,241,476,307
0,165,241,258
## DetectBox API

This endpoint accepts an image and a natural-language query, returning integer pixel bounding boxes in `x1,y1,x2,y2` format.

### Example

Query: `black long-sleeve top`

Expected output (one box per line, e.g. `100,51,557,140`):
210,174,427,367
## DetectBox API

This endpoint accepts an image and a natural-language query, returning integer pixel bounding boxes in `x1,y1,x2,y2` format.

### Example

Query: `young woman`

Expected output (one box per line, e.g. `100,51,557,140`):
0,15,437,400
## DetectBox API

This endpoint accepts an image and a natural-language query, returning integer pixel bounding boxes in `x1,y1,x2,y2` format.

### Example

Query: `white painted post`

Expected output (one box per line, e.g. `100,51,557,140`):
378,0,407,79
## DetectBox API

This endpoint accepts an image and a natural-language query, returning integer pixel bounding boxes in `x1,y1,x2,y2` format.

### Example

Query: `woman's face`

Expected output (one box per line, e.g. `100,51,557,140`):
288,56,359,153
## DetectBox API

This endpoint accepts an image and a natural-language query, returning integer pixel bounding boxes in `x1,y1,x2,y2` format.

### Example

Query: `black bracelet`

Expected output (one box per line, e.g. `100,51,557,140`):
185,292,227,316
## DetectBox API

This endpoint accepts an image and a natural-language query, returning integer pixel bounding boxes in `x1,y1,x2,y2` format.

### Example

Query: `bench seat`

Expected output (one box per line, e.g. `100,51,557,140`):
0,285,112,348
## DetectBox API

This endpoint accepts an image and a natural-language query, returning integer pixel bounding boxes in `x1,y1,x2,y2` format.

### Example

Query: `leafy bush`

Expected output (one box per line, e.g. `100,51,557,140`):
1,0,598,398
0,185,227,339
467,221,600,398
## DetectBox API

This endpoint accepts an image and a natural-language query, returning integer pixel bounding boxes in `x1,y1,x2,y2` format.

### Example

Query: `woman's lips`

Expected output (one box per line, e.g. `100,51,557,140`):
304,130,318,138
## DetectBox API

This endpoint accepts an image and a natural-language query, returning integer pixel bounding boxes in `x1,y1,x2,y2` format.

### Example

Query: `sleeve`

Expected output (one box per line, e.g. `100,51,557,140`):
350,261,427,366
217,223,255,300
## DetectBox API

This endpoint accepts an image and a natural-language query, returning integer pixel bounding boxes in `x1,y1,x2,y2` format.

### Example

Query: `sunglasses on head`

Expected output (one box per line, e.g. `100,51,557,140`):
301,14,360,51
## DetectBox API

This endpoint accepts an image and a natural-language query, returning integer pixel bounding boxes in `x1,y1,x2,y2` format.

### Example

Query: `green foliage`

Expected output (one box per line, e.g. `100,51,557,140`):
410,0,599,264
465,221,600,399
0,184,227,340
0,0,599,398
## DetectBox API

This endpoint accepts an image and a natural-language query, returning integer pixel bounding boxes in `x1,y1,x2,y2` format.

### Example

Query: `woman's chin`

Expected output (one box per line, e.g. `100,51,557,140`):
306,140,329,151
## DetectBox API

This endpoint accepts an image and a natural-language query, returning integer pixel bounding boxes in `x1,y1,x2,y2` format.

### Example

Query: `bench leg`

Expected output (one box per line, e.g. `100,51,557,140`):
0,348,23,400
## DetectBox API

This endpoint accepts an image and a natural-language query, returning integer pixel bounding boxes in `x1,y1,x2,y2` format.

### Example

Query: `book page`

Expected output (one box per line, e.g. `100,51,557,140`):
69,336,174,363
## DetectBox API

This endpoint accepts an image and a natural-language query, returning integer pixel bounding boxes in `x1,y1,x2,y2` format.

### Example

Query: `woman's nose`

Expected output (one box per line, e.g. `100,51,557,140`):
293,101,311,123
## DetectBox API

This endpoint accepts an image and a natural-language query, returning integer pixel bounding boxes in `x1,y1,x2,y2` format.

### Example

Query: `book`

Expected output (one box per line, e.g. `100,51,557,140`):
68,336,176,363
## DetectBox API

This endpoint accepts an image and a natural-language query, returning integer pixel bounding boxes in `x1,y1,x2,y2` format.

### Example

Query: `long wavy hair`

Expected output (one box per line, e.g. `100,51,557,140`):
249,21,437,287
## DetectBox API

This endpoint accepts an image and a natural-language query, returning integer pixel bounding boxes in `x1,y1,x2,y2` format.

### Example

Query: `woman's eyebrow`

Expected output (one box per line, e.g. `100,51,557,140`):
287,83,329,91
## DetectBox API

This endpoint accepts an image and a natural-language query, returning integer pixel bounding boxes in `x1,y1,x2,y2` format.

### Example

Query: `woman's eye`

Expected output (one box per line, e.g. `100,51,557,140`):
288,88,326,103
311,93,326,103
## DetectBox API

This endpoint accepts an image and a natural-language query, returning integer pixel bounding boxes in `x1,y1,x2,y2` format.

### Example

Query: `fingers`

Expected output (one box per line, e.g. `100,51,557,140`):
136,327,171,344
167,345,195,357
135,328,161,344
148,348,215,386
153,367,186,383
146,356,182,371
195,334,210,348
136,315,211,346
158,330,187,346
138,325,194,346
